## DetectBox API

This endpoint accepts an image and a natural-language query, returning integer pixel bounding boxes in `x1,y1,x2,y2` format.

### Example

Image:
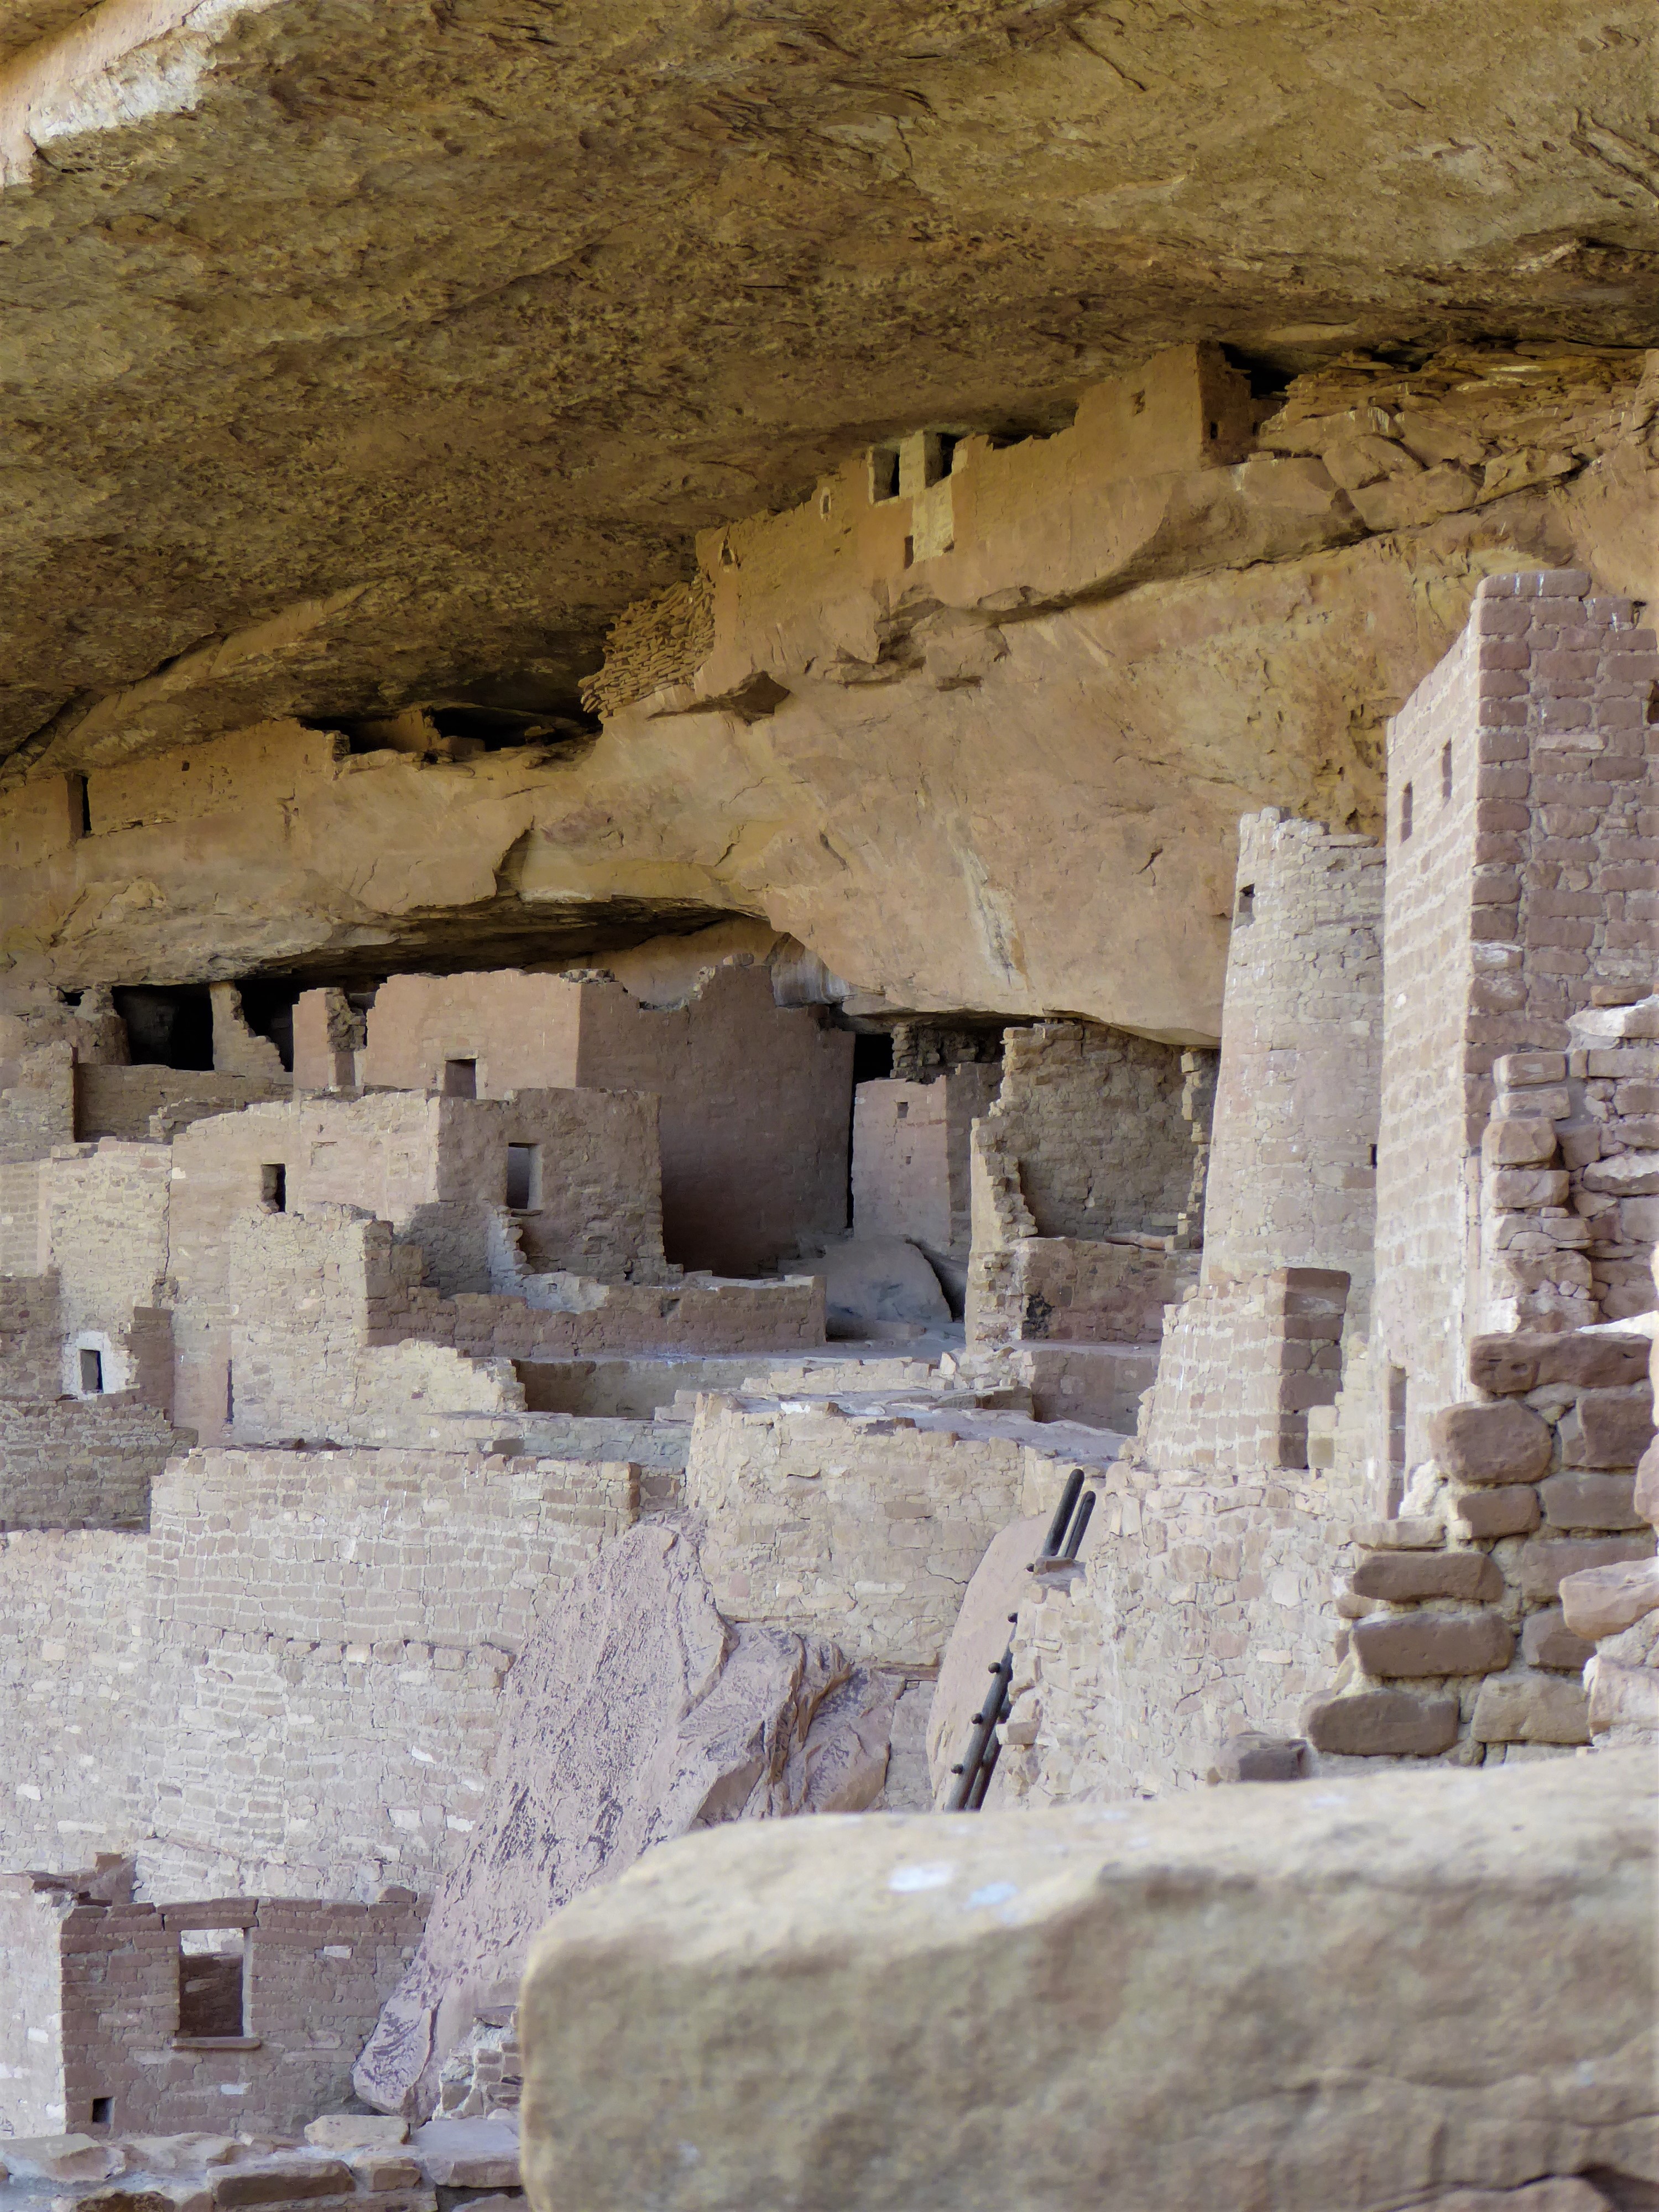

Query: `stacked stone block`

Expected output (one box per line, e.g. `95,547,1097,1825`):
1201,812,1384,1304
0,1446,639,1897
997,1457,1358,1806
685,1394,1031,1669
0,1394,182,1528
1135,1268,1348,1475
1376,570,1658,1458
1305,1328,1655,1761
1,1877,423,2136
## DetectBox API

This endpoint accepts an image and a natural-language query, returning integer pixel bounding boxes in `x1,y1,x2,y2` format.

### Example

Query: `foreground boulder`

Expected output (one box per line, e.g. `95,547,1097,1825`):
357,1523,893,2119
519,1751,1655,2212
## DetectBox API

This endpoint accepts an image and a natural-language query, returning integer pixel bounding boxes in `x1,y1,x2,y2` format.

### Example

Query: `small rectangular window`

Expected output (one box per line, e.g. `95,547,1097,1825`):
69,773,91,841
1235,884,1255,925
443,1058,477,1099
868,446,900,503
1441,742,1453,804
90,2097,112,2127
505,1144,539,1212
922,430,961,487
79,1347,103,1395
1399,782,1413,843
178,1929,244,2039
260,1163,286,1212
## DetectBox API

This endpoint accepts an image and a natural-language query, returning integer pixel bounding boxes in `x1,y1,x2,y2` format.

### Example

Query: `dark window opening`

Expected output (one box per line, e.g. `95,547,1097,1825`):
226,1362,234,1425
902,535,915,568
112,985,214,1072
895,1100,909,1121
869,446,900,503
505,1144,539,1212
178,1932,244,2039
819,491,832,518
442,1058,477,1099
79,1347,103,1395
90,2098,112,2127
1208,420,1220,439
261,1164,286,1212
1399,781,1413,843
236,980,301,1073
69,774,91,841
924,431,961,487
1441,742,1453,804
1368,1142,1378,1168
1235,884,1255,925
852,1031,895,1086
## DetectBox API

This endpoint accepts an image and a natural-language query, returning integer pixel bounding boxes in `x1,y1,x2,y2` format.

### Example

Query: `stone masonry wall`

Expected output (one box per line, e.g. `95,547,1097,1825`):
1376,570,1659,1465
1202,812,1384,1305
171,1088,668,1444
0,1270,61,1396
219,1203,823,1449
6,1885,425,2137
356,961,855,1276
0,1040,74,1166
686,1394,1028,1670
0,1530,153,1870
1136,1268,1349,1476
0,1158,44,1275
852,1064,1001,1272
43,1139,174,1406
0,1882,65,2128
1304,1328,1655,1768
980,1021,1193,1240
0,1394,184,1528
997,1455,1361,1805
224,1205,525,1450
145,1446,638,1900
75,1065,287,1143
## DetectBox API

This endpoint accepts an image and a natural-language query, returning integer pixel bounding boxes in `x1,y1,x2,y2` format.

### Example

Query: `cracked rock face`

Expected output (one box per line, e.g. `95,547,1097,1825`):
0,3,1653,1021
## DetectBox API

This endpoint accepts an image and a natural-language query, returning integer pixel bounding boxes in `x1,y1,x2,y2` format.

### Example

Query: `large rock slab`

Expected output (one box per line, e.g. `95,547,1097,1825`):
356,1523,892,2120
519,1752,1656,2212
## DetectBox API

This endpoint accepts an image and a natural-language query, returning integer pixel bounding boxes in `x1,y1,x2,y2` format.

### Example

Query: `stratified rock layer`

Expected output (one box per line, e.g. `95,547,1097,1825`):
519,1750,1656,2212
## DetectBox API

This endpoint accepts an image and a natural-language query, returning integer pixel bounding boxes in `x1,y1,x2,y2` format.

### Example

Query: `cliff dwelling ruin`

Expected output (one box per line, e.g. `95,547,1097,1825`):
0,4,1655,2208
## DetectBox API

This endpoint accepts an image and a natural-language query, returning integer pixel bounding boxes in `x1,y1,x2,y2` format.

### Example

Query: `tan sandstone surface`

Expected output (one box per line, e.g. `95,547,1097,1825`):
0,0,1653,1027
519,1750,1657,2212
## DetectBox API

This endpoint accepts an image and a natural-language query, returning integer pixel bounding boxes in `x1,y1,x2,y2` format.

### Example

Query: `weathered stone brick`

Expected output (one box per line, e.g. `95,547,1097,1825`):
1352,1610,1513,1679
1429,1400,1553,1486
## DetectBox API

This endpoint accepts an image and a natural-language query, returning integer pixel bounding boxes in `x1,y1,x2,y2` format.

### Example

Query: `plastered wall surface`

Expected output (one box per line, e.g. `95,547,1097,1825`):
353,961,854,1275
1202,813,1384,1300
171,1088,667,1443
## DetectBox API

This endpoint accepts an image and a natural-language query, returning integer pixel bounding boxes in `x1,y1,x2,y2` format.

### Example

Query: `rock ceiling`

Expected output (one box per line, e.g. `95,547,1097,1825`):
0,0,1654,773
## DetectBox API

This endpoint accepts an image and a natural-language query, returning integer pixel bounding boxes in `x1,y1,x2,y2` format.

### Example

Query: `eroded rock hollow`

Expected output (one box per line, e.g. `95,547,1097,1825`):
0,4,1655,2205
